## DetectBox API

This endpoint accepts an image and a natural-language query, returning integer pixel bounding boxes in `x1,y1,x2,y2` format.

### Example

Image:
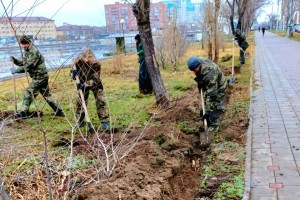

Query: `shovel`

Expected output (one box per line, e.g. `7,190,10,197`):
13,72,17,114
200,89,213,146
72,65,95,133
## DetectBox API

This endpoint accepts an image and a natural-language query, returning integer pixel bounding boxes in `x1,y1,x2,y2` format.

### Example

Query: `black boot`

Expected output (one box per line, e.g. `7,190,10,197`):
14,111,29,119
52,110,65,117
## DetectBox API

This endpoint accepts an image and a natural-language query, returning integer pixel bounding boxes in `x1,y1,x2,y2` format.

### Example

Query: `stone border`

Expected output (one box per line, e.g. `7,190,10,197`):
242,39,256,200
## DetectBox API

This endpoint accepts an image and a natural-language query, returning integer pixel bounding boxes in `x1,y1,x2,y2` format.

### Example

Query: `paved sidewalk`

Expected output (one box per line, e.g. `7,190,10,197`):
244,31,300,200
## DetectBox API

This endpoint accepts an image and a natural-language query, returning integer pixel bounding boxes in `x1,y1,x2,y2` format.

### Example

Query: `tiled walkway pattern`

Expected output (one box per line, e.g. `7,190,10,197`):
249,31,300,200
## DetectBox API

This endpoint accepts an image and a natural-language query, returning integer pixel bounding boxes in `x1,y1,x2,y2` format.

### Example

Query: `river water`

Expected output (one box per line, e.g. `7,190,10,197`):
0,39,134,80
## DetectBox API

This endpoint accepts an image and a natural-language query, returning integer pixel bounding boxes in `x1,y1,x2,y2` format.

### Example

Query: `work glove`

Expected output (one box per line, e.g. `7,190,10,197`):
98,82,103,90
77,82,85,90
10,56,18,65
194,76,204,90
201,113,210,122
71,69,78,80
10,67,16,74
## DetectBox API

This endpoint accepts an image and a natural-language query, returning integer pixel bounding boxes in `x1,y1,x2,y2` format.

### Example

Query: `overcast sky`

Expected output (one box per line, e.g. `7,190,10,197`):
1,0,158,27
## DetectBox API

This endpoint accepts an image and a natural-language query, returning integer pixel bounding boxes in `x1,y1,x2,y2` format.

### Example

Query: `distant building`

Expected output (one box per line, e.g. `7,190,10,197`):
160,0,204,26
104,2,167,33
0,17,56,39
56,23,107,40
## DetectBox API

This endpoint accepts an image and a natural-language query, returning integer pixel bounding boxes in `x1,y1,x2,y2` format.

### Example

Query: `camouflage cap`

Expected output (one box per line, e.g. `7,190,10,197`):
19,35,31,44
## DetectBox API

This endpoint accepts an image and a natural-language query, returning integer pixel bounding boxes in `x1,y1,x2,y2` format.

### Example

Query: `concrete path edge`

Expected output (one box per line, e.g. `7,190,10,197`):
241,43,255,200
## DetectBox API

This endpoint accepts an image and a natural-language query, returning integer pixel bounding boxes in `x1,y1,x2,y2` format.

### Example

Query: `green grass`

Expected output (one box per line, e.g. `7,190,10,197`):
214,174,244,199
271,30,300,42
0,36,252,198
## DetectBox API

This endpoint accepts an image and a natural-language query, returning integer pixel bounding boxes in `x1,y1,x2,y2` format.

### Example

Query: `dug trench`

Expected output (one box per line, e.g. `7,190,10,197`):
74,83,248,200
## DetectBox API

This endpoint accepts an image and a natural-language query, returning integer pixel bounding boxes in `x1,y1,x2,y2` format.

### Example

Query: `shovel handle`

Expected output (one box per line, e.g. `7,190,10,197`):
72,65,94,131
200,89,207,130
232,38,235,76
13,73,17,114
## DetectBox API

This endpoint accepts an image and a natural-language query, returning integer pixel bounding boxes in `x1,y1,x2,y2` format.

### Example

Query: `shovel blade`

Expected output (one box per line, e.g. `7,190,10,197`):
199,131,214,146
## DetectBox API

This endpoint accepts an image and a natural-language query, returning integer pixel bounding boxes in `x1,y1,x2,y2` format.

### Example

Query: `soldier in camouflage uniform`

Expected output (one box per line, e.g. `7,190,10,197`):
135,34,153,94
71,48,109,130
10,35,64,118
187,56,227,132
235,29,249,65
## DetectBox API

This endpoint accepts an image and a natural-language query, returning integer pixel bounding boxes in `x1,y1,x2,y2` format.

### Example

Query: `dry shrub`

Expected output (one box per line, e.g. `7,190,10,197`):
111,55,124,74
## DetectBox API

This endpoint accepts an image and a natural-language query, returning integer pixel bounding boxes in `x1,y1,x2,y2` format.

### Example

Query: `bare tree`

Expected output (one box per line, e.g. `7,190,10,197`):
286,0,295,37
213,0,220,63
267,13,279,30
204,0,213,60
154,8,189,71
226,0,270,34
132,0,171,109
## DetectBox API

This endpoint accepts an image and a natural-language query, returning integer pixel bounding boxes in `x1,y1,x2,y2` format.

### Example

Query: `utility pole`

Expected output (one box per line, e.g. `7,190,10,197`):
271,1,274,31
276,0,280,32
286,0,294,37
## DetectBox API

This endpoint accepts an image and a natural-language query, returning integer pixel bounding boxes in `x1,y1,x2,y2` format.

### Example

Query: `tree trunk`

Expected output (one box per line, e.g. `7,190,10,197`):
226,0,235,35
207,0,213,60
213,0,220,63
133,0,171,109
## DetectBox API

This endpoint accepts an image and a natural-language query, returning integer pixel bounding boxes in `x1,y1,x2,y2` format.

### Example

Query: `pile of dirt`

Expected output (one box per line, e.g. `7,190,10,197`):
76,88,205,200
74,84,249,200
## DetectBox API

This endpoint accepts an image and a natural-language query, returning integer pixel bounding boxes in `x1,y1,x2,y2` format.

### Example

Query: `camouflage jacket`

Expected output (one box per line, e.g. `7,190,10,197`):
235,32,249,50
136,42,145,63
14,44,48,81
194,59,227,111
75,59,102,88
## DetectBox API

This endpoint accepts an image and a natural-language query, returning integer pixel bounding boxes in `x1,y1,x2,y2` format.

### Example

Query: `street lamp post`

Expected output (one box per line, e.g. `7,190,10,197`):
120,19,126,55
192,24,195,41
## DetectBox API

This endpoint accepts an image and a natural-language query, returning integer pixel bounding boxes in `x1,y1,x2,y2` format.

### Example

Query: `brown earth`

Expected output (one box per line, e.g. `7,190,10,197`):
74,85,247,200
0,84,248,200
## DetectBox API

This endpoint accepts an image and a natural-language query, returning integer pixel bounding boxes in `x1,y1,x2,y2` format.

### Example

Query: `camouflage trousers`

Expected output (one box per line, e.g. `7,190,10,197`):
22,79,63,112
76,86,109,124
240,48,246,64
205,92,226,128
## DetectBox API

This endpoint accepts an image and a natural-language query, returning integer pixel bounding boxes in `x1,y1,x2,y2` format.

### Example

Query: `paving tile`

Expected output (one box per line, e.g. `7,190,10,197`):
253,142,271,149
272,160,297,168
253,129,270,134
252,198,277,200
286,132,300,137
277,197,300,200
276,176,300,186
251,175,275,186
283,121,299,125
252,160,273,168
292,153,300,161
274,168,299,177
251,186,277,198
285,128,300,133
269,183,283,188
271,148,293,158
284,124,300,129
252,149,273,160
277,186,300,196
267,166,280,171
270,141,290,148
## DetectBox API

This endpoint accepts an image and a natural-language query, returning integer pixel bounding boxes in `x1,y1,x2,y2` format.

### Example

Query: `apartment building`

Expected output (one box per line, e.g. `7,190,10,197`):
0,17,56,40
56,23,104,40
105,2,167,33
161,0,204,26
